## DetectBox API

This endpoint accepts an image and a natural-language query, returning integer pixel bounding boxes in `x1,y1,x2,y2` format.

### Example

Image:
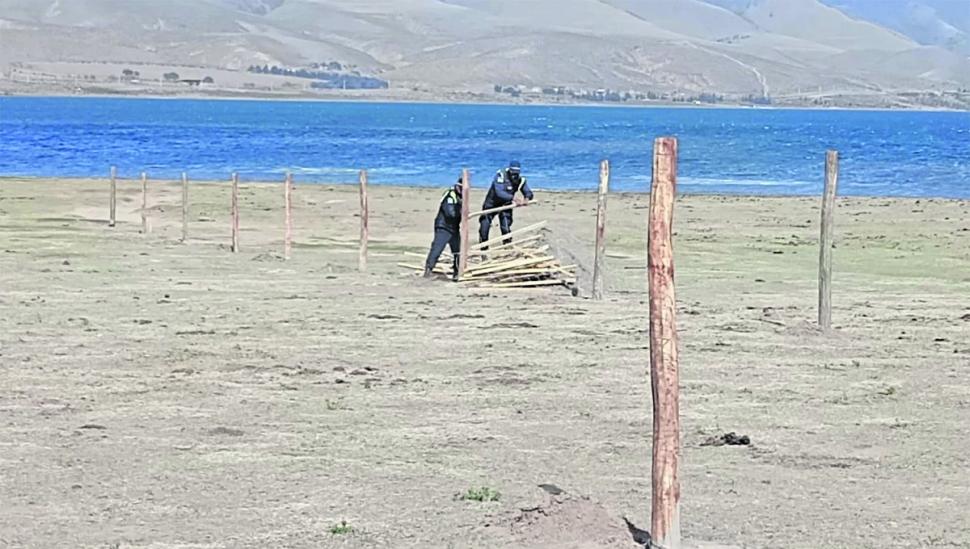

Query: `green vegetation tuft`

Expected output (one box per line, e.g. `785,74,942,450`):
329,520,354,535
461,486,501,502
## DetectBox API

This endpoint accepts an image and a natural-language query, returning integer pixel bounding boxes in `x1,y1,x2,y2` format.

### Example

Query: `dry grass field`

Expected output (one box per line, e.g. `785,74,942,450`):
1,177,968,548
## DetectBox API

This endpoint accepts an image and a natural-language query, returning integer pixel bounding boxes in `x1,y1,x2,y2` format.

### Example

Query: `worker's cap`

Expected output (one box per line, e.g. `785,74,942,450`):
508,160,522,173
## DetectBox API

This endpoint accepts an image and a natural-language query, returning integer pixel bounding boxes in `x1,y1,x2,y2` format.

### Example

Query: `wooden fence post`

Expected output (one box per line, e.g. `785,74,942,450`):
819,150,839,331
141,172,149,234
284,172,293,260
592,160,610,300
649,136,681,549
359,170,368,272
181,172,189,242
458,169,471,279
109,166,117,227
231,173,240,253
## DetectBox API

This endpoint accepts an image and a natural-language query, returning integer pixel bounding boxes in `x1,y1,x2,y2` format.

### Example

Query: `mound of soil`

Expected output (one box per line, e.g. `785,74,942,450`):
507,493,644,549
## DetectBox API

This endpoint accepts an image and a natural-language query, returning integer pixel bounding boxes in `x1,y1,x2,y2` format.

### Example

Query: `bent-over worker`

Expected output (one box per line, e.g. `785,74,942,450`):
478,160,533,248
424,177,464,279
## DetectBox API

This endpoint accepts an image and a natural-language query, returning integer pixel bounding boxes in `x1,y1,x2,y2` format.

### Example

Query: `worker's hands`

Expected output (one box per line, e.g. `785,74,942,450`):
514,196,530,207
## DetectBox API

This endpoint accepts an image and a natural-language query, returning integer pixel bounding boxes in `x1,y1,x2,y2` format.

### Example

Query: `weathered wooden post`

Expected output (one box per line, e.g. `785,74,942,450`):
592,160,610,300
458,168,471,279
140,172,149,234
231,173,240,253
359,170,368,272
109,166,117,227
819,150,839,331
649,136,681,549
181,172,189,242
284,172,293,260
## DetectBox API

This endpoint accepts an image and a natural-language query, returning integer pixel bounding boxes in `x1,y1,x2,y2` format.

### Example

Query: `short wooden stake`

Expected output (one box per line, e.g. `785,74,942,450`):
592,159,610,300
458,168,471,279
819,150,839,331
140,172,150,234
109,166,117,227
181,172,189,242
649,136,681,549
284,172,293,259
358,170,368,272
231,173,240,253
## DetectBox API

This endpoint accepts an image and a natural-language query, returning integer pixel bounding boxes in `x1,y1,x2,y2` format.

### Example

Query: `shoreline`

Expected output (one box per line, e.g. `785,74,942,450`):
2,175,967,202
2,90,967,114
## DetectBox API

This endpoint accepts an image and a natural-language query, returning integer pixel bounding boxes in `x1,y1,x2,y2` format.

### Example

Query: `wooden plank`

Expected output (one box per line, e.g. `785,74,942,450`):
464,253,555,273
819,150,839,331
466,234,543,255
181,172,189,242
461,255,555,278
359,170,368,272
468,221,547,251
461,265,574,280
474,278,573,289
466,244,551,266
109,166,117,227
284,172,293,259
592,159,610,300
231,173,240,253
468,201,537,219
467,246,549,267
458,169,471,279
141,172,149,235
649,136,681,549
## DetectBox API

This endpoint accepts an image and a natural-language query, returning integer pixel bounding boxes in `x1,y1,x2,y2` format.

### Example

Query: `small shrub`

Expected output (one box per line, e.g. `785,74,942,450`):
329,520,354,535
461,487,501,502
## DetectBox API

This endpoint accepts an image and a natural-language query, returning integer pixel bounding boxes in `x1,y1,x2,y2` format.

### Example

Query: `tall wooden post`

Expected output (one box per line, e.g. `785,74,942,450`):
458,169,471,279
819,150,839,331
181,172,189,242
109,166,117,227
284,172,293,260
140,172,149,234
649,137,681,549
231,173,240,253
592,160,610,300
358,170,368,272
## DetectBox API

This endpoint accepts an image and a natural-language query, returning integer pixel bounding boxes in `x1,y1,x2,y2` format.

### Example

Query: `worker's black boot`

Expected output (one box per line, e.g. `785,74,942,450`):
452,257,460,281
423,267,434,278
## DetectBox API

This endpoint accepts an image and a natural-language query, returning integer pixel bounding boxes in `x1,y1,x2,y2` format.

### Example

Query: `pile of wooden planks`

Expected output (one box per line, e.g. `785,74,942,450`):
399,220,576,290
461,221,576,289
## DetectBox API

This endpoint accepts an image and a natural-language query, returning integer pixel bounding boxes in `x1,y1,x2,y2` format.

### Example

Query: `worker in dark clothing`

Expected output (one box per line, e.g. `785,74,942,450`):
424,178,464,279
479,160,534,248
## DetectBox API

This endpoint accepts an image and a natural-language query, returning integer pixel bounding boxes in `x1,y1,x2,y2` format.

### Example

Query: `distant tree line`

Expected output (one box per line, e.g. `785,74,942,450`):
248,64,388,90
310,76,388,90
120,69,214,85
494,83,771,105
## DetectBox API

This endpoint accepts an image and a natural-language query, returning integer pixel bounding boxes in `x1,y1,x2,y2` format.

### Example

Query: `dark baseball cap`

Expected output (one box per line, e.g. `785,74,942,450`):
509,160,522,172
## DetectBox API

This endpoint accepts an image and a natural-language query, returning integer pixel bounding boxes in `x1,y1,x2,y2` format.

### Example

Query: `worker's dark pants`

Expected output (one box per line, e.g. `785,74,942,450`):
478,210,513,248
425,228,460,275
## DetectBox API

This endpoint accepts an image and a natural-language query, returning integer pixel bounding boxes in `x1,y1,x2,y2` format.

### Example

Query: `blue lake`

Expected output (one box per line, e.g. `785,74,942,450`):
0,97,968,197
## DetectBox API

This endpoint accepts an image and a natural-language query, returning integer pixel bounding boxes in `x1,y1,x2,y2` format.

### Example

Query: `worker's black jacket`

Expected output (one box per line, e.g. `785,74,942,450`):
482,169,534,209
434,187,462,232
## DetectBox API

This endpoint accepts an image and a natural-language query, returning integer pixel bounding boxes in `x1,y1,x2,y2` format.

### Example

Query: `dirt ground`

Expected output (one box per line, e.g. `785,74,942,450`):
1,177,968,549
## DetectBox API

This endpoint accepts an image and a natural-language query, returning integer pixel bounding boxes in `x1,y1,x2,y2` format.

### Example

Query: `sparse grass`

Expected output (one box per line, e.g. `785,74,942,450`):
460,486,501,502
329,520,354,535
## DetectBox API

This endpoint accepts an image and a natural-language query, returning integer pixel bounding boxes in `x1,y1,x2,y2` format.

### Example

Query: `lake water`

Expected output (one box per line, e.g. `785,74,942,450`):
1,97,968,197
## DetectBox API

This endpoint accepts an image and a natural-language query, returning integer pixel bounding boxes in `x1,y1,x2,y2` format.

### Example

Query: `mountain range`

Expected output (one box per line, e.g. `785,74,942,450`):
1,0,968,104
